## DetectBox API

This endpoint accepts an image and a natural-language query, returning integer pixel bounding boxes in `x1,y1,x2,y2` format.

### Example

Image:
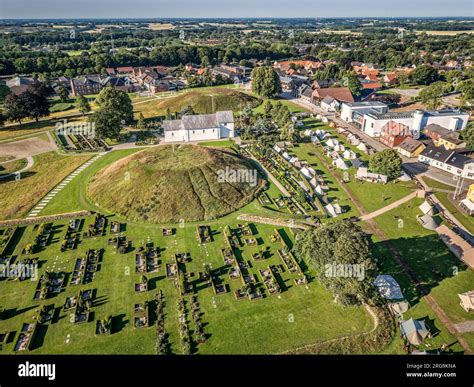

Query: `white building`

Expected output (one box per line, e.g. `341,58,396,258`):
164,111,234,143
418,145,474,180
340,101,388,124
361,109,469,139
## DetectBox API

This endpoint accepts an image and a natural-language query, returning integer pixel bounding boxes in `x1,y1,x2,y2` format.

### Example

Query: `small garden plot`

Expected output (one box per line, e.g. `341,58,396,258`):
210,269,227,295
33,272,65,300
175,255,192,296
135,275,148,293
162,228,175,236
196,225,212,244
14,323,37,352
260,267,281,295
190,295,206,345
63,296,77,312
109,221,122,234
135,253,147,273
133,302,149,329
71,258,86,286
62,132,107,152
134,130,159,146
67,218,82,233
33,223,53,251
13,257,38,281
223,226,240,248
60,230,79,252
243,236,257,246
155,291,169,355
73,289,94,324
176,297,192,355
166,263,177,279
83,249,101,284
37,304,55,325
83,215,107,238
252,248,268,261
146,246,160,272
258,192,273,206
118,236,129,253
0,227,18,257
96,315,113,335
221,248,235,266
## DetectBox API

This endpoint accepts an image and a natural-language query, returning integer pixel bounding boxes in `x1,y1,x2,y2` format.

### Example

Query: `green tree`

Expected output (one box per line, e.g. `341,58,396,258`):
263,100,273,118
459,121,474,151
293,220,376,306
3,93,28,124
76,95,91,116
419,81,446,109
137,112,146,129
90,109,122,140
251,66,282,98
369,149,402,180
411,64,438,85
58,85,69,102
95,86,133,124
457,79,474,105
344,72,362,97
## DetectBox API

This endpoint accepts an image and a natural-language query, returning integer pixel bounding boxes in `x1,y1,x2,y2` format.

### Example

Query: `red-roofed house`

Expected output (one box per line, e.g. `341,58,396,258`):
312,87,354,104
379,121,412,148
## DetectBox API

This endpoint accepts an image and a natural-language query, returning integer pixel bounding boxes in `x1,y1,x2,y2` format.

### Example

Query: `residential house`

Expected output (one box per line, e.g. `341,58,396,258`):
379,121,412,148
395,137,426,158
297,84,313,102
423,123,452,142
320,96,340,112
459,184,474,216
312,79,336,89
163,111,234,143
6,76,35,95
437,133,466,150
312,87,354,104
70,75,103,96
383,72,398,86
418,145,474,179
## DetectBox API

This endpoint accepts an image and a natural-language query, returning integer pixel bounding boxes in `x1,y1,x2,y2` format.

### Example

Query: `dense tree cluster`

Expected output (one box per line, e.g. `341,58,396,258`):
293,220,376,306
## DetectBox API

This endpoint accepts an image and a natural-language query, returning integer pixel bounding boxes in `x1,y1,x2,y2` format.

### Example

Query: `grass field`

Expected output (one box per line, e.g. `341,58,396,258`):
134,88,260,119
0,152,91,220
0,218,373,354
371,198,474,352
88,145,265,223
415,30,474,36
0,159,27,176
433,191,474,234
422,176,455,191
253,98,307,114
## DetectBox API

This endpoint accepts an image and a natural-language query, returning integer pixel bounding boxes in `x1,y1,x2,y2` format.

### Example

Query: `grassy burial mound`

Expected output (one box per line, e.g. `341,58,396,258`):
88,145,265,223
134,88,260,118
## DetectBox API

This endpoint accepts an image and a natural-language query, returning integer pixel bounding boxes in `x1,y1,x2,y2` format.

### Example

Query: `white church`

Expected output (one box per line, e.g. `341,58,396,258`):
163,111,235,143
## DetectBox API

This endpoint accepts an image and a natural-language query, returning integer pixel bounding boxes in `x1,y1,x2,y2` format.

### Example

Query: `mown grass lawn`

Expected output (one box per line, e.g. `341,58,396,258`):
434,191,474,235
0,152,91,220
421,176,455,191
370,198,474,353
0,217,372,354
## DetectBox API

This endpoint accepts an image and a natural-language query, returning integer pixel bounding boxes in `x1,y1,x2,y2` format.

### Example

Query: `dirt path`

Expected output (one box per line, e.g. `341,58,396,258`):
359,191,420,221
0,156,34,180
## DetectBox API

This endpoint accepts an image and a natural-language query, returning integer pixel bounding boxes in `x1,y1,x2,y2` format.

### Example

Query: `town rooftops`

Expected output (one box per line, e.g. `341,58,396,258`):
163,111,233,132
366,110,415,120
420,144,454,163
321,96,336,104
312,87,354,103
424,123,451,136
396,137,424,153
420,145,473,168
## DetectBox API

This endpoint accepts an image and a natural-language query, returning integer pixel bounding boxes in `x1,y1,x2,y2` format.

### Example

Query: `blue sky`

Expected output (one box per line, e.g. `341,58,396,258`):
1,0,473,19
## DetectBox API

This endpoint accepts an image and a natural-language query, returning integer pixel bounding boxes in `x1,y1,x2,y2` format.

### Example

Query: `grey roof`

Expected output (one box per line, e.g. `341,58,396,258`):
367,110,415,120
418,213,439,230
344,101,387,108
424,123,451,136
420,145,453,162
420,145,473,169
321,96,335,104
163,111,233,132
396,137,424,153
